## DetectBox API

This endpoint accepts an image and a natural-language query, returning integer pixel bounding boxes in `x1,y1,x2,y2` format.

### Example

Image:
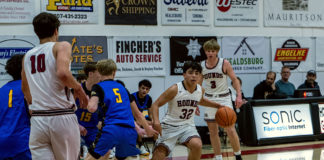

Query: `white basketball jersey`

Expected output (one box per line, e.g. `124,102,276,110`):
202,58,229,95
162,82,202,126
24,42,75,110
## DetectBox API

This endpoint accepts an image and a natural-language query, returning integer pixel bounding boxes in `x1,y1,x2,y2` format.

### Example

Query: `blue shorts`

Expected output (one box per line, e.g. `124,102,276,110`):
90,124,140,158
81,127,98,148
0,149,31,160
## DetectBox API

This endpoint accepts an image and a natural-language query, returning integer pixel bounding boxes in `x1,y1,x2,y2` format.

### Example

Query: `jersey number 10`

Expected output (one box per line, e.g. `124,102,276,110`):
30,54,46,74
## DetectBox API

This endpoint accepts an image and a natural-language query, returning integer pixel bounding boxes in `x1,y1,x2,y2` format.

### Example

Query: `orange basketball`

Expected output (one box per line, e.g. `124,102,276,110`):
215,107,237,128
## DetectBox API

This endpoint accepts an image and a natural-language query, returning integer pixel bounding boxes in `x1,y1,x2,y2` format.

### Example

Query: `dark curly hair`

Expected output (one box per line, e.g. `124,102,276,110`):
5,54,24,80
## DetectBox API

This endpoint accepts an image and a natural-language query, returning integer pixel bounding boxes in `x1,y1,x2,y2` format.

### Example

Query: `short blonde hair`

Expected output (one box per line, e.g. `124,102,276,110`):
203,39,220,51
96,59,117,76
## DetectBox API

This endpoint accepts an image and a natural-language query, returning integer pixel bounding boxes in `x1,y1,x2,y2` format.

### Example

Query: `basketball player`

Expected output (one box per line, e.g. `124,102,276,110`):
0,54,31,160
85,59,158,160
75,61,105,158
199,39,243,160
151,61,224,160
21,12,88,160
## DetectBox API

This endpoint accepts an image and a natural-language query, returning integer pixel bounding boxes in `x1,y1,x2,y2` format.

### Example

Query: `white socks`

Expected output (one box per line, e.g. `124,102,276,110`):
234,150,242,156
214,155,222,160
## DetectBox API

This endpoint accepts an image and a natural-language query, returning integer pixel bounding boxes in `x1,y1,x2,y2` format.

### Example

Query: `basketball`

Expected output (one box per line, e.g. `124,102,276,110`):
215,107,237,128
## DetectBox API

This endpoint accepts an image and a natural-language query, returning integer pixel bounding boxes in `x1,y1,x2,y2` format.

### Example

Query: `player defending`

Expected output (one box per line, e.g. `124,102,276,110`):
21,12,88,160
152,61,224,160
200,39,243,160
86,59,158,160
0,55,31,159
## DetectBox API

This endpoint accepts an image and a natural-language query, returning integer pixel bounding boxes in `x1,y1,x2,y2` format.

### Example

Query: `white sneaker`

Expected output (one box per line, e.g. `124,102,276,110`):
109,147,115,159
140,145,149,156
82,145,88,158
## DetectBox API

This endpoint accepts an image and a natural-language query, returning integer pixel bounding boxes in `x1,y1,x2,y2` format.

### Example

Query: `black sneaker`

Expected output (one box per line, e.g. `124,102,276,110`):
235,155,242,160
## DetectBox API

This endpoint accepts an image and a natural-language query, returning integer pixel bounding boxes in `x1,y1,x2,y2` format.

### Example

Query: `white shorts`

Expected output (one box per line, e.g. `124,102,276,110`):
204,94,233,121
29,114,80,160
154,123,200,156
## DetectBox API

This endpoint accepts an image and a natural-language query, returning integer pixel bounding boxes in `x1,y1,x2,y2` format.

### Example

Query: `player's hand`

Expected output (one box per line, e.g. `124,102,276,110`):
195,107,200,116
235,96,243,109
79,125,87,136
153,122,162,139
135,125,146,137
144,125,159,137
74,85,89,109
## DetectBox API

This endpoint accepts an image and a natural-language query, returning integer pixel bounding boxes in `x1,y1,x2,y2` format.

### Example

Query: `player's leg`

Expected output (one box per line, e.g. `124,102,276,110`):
115,126,140,159
185,137,202,160
225,125,242,160
29,116,55,159
50,114,80,160
152,145,169,160
179,125,202,160
207,121,222,157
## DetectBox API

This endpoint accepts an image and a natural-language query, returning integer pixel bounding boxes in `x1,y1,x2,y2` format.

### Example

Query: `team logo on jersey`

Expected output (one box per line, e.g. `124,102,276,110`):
186,39,201,59
46,0,94,12
274,39,308,70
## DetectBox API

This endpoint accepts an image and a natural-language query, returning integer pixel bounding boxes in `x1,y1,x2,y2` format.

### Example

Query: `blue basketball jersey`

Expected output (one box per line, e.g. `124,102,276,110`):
95,80,135,128
75,82,102,128
132,92,150,112
0,80,31,158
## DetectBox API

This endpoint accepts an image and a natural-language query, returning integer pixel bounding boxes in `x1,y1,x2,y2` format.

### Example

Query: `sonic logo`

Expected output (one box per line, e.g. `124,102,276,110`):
106,0,120,15
46,0,93,12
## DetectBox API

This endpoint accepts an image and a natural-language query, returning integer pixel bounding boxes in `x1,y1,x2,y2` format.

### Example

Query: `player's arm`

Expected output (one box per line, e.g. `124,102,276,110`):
224,59,243,108
54,41,88,108
130,101,158,137
21,56,32,104
87,84,103,113
152,84,177,135
198,87,223,109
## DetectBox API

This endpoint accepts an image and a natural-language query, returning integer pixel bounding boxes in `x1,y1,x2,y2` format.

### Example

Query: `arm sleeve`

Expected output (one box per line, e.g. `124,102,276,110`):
91,84,104,104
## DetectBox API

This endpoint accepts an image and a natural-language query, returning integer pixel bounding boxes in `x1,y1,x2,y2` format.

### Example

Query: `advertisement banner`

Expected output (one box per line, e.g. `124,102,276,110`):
271,37,315,72
58,36,108,73
111,36,167,77
258,149,313,160
161,0,210,25
264,0,324,27
253,104,313,139
0,1,35,23
221,37,270,73
214,0,259,26
316,37,324,71
0,36,38,79
41,0,98,24
170,36,218,75
105,0,157,25
318,104,324,134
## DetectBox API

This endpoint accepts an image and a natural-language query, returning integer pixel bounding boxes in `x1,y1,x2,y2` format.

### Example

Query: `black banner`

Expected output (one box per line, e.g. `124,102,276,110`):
170,36,217,75
105,0,157,25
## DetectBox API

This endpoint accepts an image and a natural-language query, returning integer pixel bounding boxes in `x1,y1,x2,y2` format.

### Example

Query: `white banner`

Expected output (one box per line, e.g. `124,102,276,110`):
253,104,313,139
220,37,270,73
0,1,36,23
264,0,324,27
258,150,313,160
161,0,210,25
111,36,167,77
271,37,315,72
214,0,259,26
41,0,98,24
0,36,38,80
316,37,324,71
319,104,324,134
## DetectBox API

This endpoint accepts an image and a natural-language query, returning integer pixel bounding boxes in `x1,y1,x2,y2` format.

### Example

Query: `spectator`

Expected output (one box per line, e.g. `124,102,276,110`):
298,70,322,96
275,66,295,98
253,71,277,99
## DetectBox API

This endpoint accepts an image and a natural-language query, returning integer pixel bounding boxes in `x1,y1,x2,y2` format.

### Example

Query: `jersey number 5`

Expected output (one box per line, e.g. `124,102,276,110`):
113,88,123,103
30,54,46,74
